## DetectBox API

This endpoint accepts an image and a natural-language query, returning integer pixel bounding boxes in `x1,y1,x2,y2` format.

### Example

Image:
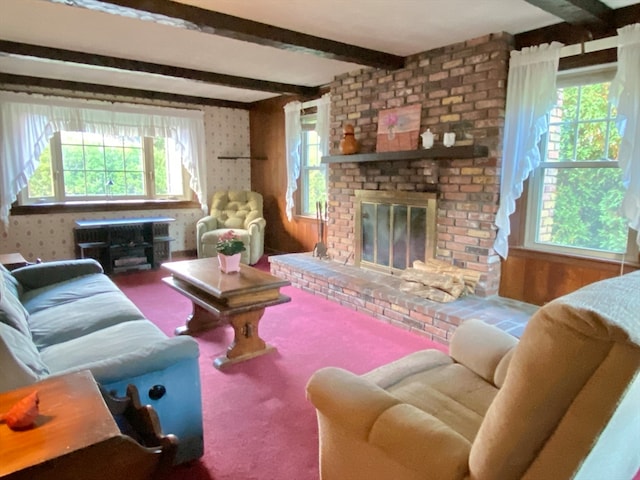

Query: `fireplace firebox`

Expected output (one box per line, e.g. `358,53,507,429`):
355,190,437,275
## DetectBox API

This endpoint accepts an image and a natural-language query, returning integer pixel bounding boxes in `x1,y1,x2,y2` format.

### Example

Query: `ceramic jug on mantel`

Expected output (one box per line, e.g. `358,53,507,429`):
420,129,434,149
339,124,358,155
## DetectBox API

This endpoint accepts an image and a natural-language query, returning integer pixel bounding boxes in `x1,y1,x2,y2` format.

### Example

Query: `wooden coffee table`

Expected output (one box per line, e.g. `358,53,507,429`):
161,258,291,369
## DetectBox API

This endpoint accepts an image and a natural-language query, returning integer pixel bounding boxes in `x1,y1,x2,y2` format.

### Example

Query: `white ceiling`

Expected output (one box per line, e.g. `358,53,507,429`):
0,0,637,104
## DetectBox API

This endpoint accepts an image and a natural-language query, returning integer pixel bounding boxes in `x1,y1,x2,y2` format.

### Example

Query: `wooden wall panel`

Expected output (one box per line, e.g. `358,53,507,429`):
500,247,638,305
250,96,319,254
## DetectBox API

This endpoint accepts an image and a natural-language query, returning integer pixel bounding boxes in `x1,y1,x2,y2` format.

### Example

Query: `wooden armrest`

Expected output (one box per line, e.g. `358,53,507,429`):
100,384,177,475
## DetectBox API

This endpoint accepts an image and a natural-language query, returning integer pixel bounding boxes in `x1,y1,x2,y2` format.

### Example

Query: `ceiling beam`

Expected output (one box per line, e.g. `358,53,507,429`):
515,3,640,49
0,40,320,98
84,0,405,70
0,73,252,109
523,0,613,26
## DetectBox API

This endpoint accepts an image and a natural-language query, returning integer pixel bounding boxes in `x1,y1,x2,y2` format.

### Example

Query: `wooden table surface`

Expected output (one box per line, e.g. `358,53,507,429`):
162,257,290,298
0,371,118,477
0,253,28,270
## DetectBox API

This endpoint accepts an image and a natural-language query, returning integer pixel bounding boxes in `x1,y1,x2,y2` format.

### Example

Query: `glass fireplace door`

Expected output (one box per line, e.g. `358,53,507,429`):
356,190,436,275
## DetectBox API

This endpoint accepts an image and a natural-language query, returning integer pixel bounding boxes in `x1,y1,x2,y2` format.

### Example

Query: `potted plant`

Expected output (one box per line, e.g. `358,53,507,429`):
216,230,246,273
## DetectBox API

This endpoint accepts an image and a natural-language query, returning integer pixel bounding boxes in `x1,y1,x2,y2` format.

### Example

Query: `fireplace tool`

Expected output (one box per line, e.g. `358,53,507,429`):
313,201,329,259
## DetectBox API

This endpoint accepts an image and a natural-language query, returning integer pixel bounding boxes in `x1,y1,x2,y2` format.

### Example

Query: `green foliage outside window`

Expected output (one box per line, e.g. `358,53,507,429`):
301,128,327,216
153,137,169,195
537,80,628,254
25,132,183,202
550,168,627,252
28,145,54,198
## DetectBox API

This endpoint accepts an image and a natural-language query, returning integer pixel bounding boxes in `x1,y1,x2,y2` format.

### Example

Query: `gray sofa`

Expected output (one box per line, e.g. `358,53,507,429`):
0,259,203,465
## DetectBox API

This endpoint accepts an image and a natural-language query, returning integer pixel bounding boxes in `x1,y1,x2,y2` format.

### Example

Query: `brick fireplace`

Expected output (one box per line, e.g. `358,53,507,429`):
324,32,513,296
269,32,532,343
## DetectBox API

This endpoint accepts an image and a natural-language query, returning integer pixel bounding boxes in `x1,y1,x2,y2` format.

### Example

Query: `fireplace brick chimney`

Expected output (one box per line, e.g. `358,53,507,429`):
325,32,514,296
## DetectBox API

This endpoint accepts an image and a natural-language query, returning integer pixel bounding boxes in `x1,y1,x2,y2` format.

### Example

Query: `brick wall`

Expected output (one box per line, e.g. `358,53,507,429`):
326,33,513,296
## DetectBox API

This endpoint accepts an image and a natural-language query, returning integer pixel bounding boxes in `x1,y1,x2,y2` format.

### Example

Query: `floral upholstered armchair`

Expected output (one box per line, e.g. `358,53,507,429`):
196,190,266,265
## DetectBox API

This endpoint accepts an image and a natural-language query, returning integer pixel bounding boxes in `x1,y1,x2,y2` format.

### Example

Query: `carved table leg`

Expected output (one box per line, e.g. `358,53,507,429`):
175,303,224,336
213,307,276,370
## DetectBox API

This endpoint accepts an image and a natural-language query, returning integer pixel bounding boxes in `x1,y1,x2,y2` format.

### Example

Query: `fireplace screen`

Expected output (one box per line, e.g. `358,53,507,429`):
355,190,437,274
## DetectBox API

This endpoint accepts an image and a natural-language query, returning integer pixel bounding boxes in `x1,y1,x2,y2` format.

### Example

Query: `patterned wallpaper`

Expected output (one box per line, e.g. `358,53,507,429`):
0,90,251,262
204,106,251,195
1,208,202,263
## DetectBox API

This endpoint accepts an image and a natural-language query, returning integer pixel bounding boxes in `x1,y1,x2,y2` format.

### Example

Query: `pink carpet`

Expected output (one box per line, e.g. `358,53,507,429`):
113,258,445,480
114,258,640,480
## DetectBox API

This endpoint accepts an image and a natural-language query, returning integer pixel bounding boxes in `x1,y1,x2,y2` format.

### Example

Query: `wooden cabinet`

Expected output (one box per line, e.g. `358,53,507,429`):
0,371,176,480
74,217,174,274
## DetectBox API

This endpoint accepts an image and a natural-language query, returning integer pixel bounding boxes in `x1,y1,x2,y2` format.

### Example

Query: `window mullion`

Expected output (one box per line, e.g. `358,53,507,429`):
143,137,154,199
51,132,65,202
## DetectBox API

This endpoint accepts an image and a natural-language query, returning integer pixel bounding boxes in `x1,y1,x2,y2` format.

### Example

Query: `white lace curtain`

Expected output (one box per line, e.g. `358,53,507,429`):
609,23,640,248
493,42,563,259
283,93,330,221
0,92,208,228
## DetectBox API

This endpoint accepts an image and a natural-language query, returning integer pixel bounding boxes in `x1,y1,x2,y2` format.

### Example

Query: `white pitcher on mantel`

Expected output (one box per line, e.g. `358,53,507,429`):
420,129,434,149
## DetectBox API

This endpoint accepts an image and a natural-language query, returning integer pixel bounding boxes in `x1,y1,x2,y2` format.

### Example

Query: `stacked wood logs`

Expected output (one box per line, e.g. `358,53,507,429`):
400,259,481,303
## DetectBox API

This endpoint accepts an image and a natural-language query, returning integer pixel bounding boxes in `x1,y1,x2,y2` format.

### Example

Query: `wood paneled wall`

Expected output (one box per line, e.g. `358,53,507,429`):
500,248,638,306
250,96,318,254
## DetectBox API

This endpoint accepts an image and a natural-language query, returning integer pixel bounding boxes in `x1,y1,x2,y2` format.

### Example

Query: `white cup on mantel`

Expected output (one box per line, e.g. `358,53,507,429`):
443,132,456,147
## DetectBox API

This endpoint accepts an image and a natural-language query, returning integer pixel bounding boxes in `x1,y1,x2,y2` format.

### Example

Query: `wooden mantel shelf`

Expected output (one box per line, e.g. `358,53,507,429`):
321,144,488,164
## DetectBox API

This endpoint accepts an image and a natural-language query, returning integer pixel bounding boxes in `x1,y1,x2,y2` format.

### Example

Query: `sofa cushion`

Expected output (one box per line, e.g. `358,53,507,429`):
224,216,245,229
40,320,195,383
11,259,103,290
0,322,49,392
29,291,147,349
20,273,122,315
0,266,30,338
363,349,498,442
228,190,248,202
449,319,518,386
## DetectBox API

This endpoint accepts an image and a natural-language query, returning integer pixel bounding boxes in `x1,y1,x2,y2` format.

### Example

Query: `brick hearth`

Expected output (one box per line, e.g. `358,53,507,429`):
270,253,537,345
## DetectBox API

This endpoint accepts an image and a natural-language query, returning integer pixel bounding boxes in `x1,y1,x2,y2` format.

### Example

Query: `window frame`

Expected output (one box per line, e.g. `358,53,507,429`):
523,64,638,263
19,131,191,205
297,112,328,218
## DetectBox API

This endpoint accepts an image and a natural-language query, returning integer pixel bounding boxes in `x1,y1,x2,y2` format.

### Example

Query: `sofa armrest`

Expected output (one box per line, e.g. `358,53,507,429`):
246,217,266,232
12,259,104,291
306,366,399,440
197,215,218,234
449,318,518,386
57,336,200,385
307,367,471,478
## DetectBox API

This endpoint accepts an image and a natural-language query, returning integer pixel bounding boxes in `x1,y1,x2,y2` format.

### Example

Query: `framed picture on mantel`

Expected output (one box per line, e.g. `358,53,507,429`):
376,104,421,152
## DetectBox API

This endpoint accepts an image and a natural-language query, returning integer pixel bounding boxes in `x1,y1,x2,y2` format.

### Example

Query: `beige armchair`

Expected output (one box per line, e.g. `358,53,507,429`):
306,271,640,480
196,190,266,265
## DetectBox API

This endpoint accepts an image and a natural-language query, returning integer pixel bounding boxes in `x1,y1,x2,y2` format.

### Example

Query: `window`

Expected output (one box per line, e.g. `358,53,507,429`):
23,131,189,204
299,113,327,216
525,66,637,260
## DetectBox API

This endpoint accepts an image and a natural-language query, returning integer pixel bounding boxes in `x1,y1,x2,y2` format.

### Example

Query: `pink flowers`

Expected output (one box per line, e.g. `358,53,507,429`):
216,230,246,255
385,113,398,128
219,230,237,242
